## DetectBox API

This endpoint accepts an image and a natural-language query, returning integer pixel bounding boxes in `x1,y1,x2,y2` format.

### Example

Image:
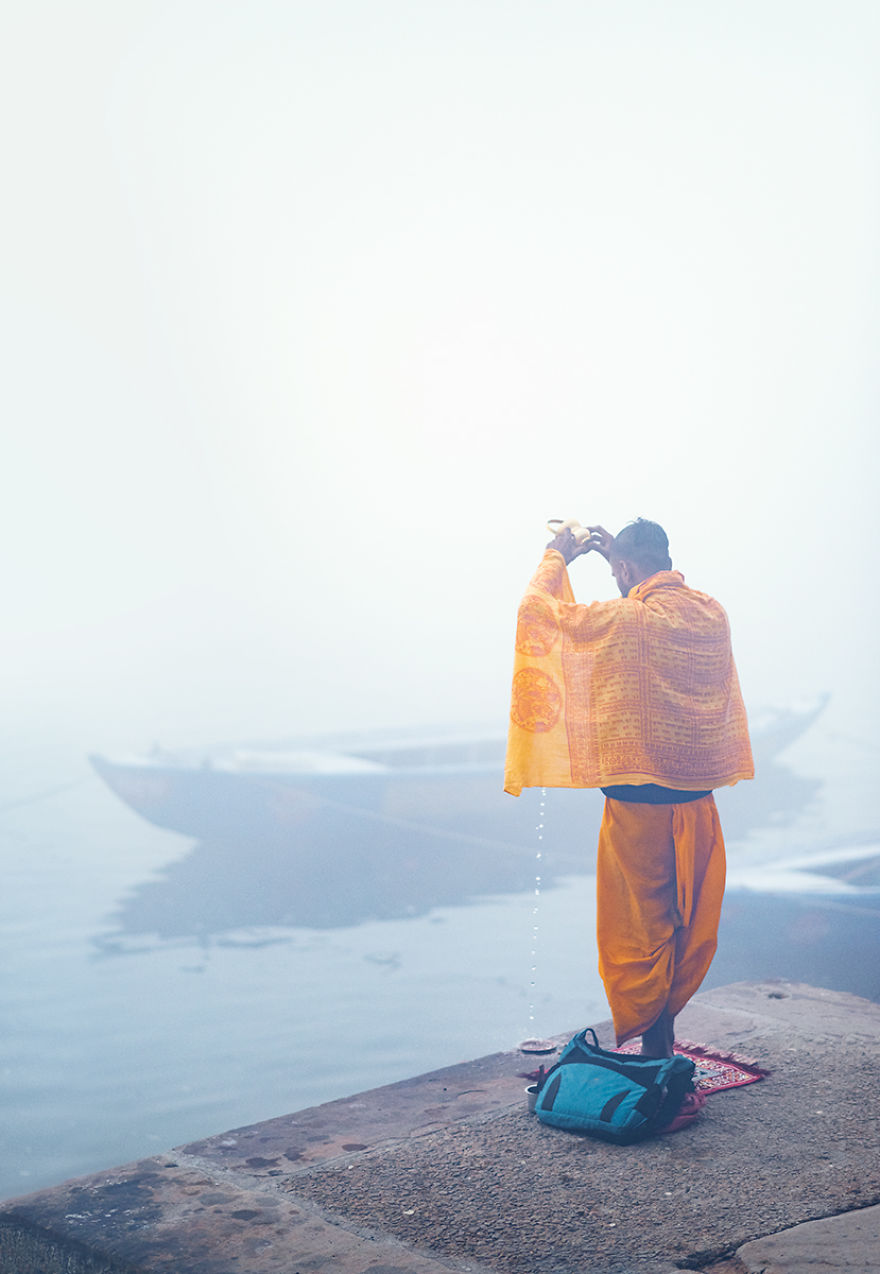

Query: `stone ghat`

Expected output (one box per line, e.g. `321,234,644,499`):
1,981,879,1274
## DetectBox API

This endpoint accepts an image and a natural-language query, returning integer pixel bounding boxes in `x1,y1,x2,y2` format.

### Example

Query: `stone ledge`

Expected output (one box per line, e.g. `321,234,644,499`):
2,982,879,1274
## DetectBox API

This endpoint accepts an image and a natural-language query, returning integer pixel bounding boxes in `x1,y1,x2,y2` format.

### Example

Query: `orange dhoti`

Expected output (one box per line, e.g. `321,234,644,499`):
596,794,726,1045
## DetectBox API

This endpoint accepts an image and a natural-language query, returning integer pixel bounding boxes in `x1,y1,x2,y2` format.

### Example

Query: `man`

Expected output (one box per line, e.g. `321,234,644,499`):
505,518,753,1057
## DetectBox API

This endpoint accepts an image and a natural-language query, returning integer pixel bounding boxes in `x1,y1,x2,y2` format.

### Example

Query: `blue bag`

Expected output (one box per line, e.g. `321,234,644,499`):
533,1028,696,1144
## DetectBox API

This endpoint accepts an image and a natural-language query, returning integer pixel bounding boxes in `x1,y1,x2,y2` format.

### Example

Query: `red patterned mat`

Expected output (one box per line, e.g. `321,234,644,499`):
616,1039,769,1094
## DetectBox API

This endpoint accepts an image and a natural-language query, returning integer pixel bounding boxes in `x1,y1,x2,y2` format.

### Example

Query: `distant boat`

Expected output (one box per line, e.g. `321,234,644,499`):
89,697,829,847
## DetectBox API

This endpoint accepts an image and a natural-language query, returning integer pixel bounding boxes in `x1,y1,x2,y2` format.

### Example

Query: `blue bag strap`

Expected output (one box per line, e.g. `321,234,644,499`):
538,1026,608,1090
537,1027,695,1096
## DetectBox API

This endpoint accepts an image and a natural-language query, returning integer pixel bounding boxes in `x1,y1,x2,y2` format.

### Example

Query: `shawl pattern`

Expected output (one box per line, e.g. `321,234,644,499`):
504,551,753,795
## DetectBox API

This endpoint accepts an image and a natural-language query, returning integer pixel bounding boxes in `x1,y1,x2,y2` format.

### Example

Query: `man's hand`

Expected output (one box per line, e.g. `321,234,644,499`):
546,523,593,565
586,525,614,560
546,520,613,565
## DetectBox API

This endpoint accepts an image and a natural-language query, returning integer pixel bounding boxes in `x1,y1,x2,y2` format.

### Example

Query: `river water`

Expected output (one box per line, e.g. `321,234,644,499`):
1,708,878,1202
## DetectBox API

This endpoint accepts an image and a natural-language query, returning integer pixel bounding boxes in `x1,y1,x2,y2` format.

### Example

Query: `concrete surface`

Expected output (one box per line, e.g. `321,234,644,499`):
736,1203,880,1273
1,981,879,1274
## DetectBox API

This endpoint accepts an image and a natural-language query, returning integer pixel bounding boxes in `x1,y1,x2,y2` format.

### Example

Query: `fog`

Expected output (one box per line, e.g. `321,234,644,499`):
3,0,878,759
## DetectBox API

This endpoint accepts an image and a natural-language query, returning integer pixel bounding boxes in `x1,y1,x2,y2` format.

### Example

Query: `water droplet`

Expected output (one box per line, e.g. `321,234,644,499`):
526,789,549,1035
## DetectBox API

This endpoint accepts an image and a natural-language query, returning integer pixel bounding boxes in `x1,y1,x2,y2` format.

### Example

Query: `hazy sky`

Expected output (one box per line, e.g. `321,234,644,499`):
3,0,878,751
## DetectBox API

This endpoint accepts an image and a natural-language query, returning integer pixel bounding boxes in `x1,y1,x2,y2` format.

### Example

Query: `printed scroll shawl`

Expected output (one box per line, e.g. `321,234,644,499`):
504,551,754,795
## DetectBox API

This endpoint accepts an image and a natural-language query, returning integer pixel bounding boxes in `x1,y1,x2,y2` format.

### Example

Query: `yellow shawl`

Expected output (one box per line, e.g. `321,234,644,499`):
504,550,753,795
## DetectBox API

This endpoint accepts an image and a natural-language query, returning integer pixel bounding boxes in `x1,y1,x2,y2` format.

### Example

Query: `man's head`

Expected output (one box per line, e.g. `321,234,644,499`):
609,518,672,597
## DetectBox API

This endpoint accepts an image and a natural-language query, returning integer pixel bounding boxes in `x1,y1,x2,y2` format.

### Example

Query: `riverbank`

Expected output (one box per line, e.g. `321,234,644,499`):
3,721,879,1203
1,980,878,1273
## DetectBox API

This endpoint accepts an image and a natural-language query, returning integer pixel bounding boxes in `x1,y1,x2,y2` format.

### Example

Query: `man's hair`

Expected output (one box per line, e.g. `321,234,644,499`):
611,518,672,574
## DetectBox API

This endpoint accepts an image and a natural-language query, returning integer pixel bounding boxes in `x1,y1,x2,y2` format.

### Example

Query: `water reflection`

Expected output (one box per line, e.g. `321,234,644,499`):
708,889,880,1003
98,755,823,947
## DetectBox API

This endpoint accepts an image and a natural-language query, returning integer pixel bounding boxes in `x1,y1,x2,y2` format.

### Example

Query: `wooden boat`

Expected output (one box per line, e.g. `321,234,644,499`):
90,698,828,848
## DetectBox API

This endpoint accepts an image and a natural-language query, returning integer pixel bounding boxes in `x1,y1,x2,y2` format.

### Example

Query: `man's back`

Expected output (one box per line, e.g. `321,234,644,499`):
505,550,752,795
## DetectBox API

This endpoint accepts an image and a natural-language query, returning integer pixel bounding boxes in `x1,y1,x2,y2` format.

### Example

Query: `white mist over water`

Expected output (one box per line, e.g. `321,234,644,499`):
1,0,879,1206
2,0,878,760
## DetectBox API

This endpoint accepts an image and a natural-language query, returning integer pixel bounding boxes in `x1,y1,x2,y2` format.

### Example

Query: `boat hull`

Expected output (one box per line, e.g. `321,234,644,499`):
89,699,827,849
